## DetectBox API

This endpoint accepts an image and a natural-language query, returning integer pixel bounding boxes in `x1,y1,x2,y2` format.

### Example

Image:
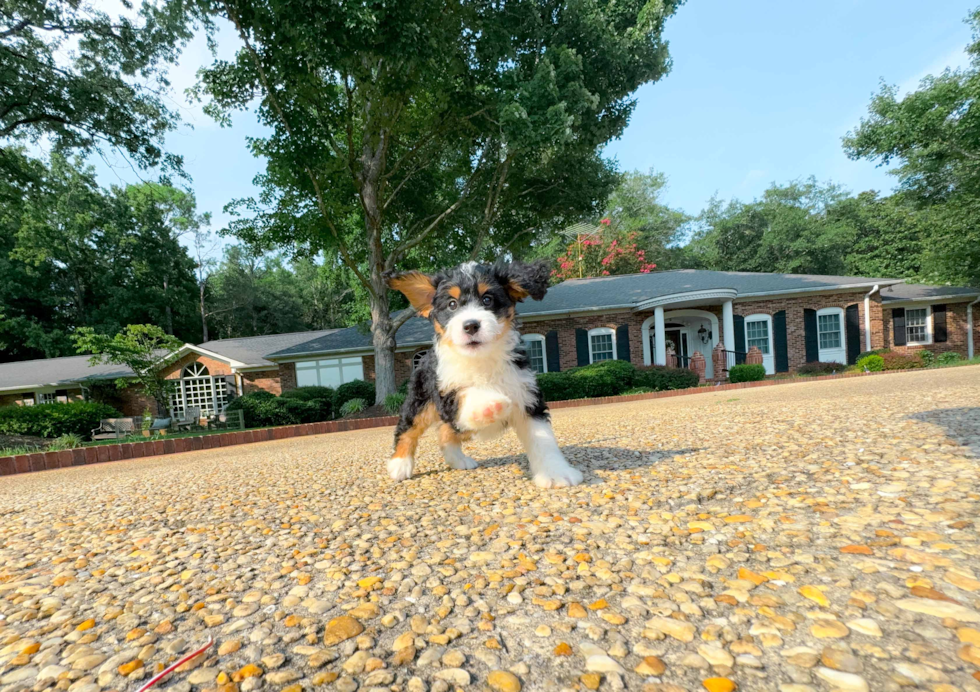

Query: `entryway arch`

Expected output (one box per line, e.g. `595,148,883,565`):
642,309,720,378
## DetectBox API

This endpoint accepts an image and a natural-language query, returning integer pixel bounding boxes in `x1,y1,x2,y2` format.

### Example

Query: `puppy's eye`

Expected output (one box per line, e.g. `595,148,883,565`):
482,295,493,307
448,299,458,311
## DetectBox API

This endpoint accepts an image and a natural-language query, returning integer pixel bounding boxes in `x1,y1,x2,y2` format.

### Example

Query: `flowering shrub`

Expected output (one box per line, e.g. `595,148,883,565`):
552,228,656,282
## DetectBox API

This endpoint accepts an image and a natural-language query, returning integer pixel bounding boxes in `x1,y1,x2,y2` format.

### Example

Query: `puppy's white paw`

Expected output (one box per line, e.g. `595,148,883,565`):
460,391,512,430
387,456,414,481
533,457,584,488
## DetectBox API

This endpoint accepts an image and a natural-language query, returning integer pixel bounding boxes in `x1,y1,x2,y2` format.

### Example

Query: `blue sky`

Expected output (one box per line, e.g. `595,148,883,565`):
92,0,977,245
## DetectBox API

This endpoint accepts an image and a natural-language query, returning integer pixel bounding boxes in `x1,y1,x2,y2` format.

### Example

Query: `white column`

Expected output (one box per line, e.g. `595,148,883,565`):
654,306,666,366
722,300,734,352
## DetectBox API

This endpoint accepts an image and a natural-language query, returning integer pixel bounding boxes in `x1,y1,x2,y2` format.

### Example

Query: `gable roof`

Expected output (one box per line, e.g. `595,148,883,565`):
268,316,434,358
0,355,135,392
197,329,341,368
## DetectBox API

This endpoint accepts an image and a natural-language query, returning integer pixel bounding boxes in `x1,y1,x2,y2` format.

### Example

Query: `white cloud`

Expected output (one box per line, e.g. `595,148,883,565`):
897,44,971,96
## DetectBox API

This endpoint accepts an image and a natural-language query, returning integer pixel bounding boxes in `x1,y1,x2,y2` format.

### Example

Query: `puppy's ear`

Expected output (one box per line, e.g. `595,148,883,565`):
495,260,551,302
387,271,438,317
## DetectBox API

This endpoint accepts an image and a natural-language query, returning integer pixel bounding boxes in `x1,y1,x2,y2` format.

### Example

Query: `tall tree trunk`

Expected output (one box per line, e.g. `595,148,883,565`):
199,281,209,342
163,274,173,334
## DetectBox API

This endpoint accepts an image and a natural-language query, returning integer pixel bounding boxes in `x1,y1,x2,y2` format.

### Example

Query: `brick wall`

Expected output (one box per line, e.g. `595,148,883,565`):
241,369,283,396
734,292,874,371
882,302,973,358
115,387,158,417
363,348,429,386
278,362,297,392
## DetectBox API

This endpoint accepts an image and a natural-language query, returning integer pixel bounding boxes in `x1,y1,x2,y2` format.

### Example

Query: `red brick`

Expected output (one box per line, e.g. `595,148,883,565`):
97,446,110,463
107,445,122,461
152,440,165,456
71,448,86,466
43,452,60,470
0,456,15,475
58,450,73,468
84,447,98,464
14,455,30,473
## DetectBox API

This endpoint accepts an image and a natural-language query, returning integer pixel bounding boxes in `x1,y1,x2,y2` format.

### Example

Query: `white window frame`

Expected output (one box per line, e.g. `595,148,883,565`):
587,327,617,363
521,334,548,374
905,306,932,346
294,357,365,389
169,362,230,417
816,307,845,352
743,314,773,355
37,391,58,405
412,350,429,371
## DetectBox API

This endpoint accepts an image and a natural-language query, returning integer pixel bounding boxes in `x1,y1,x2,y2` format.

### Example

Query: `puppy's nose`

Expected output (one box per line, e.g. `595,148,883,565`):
463,320,481,335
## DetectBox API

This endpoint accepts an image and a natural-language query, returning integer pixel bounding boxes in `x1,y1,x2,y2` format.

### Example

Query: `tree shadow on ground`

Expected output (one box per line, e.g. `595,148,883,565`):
909,407,980,458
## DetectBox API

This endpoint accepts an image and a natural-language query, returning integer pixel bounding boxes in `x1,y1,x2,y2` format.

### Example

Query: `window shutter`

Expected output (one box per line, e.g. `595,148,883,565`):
575,329,590,366
616,325,631,362
845,304,861,364
803,308,818,363
733,314,746,353
892,308,907,346
933,304,947,343
774,310,789,373
545,331,561,372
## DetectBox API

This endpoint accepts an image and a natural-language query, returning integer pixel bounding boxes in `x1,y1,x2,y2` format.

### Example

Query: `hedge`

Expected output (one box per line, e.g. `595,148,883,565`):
796,361,843,376
880,351,923,370
728,364,766,383
856,354,884,372
280,386,334,419
536,360,696,402
334,380,376,411
226,392,329,428
0,401,122,439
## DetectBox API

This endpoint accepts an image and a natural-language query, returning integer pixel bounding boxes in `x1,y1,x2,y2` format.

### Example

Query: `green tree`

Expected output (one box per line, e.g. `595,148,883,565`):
0,0,193,178
605,169,688,267
74,324,183,414
843,7,980,286
191,0,682,402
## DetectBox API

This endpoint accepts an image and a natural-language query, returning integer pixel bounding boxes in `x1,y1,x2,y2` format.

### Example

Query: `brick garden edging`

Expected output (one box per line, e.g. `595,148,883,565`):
0,367,949,477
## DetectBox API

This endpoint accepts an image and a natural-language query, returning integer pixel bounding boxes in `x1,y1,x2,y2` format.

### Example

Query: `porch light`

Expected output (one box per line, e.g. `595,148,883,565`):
698,323,711,344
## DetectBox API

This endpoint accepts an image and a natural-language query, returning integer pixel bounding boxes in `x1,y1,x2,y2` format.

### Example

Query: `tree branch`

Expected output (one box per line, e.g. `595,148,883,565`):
391,307,418,331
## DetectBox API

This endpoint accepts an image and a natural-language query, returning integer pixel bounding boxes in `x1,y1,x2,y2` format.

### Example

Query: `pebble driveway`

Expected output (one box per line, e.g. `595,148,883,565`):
1,367,980,692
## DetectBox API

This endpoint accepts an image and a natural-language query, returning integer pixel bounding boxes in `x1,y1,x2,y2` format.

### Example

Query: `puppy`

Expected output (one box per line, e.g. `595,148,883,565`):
385,260,584,488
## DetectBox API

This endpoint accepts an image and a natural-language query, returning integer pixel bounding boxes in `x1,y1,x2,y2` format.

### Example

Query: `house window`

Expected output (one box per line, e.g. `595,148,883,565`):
745,319,770,354
38,392,57,405
412,351,429,371
522,334,547,374
588,328,616,363
906,308,930,344
169,362,230,417
818,312,842,349
295,357,364,389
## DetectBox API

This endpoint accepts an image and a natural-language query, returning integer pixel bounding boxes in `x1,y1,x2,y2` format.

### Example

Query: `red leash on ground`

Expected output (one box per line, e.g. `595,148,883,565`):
135,635,214,692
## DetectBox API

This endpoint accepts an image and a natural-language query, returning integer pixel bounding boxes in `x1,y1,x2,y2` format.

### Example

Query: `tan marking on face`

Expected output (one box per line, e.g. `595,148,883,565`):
504,281,530,301
389,272,436,317
448,286,461,299
478,282,491,295
438,423,472,447
394,402,436,458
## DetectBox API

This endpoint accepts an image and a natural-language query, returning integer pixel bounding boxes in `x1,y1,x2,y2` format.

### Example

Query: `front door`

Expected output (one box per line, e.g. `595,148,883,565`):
664,329,689,366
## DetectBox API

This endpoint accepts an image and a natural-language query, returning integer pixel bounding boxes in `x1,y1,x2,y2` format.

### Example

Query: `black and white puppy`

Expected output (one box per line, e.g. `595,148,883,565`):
386,260,584,488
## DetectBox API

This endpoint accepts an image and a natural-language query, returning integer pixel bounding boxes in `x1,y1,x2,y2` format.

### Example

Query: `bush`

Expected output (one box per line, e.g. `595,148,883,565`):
728,364,766,383
880,351,923,370
384,392,406,415
796,361,843,376
340,398,367,416
937,351,963,366
0,401,121,439
856,348,889,362
918,350,936,366
622,387,655,395
280,386,334,419
635,365,700,391
48,433,84,451
334,380,376,412
856,354,884,372
226,391,325,427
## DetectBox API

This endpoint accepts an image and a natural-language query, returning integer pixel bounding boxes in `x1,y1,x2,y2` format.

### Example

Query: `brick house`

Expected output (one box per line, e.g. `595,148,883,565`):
1,271,977,416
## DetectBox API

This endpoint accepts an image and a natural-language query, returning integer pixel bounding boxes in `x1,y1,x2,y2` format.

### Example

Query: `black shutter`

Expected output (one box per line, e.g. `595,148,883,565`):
545,331,561,372
575,328,590,366
733,314,746,353
616,324,631,362
893,308,907,346
933,304,947,343
803,308,819,363
774,310,789,373
845,304,861,364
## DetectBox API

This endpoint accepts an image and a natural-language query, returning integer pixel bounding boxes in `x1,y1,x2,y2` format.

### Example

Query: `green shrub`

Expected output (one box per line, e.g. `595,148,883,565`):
728,364,766,383
937,351,963,366
796,362,842,376
340,398,367,416
383,392,406,415
634,365,700,391
0,401,121,439
856,348,889,362
226,391,275,427
856,354,884,372
280,386,334,419
880,351,922,370
48,433,84,451
622,387,655,395
918,350,936,366
334,380,376,412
